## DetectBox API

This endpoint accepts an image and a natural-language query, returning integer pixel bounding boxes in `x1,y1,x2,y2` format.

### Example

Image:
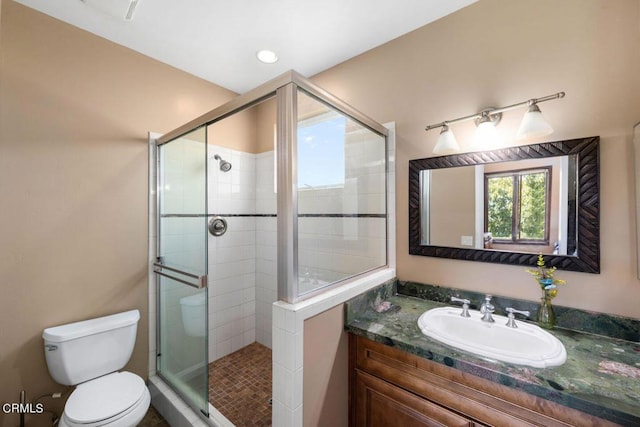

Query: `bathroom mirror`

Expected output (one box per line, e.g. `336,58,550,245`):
409,136,600,273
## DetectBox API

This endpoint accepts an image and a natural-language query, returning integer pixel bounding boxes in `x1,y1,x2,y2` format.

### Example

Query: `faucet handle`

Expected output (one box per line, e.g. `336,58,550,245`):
450,296,471,317
505,307,531,328
506,307,530,316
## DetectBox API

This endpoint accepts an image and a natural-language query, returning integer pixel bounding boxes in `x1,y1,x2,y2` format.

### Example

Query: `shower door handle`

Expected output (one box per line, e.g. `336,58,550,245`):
153,262,208,289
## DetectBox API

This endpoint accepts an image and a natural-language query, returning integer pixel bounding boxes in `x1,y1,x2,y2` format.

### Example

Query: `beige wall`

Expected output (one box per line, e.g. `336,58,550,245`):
312,0,640,317
256,97,278,153
0,1,235,425
428,166,476,248
304,0,639,424
303,305,349,427
207,107,258,153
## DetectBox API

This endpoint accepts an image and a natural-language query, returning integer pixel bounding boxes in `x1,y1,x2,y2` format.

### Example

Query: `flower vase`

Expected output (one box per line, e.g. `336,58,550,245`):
537,289,556,329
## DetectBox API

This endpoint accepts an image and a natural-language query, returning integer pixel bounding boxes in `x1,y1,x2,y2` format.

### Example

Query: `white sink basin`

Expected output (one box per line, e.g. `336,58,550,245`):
417,307,566,368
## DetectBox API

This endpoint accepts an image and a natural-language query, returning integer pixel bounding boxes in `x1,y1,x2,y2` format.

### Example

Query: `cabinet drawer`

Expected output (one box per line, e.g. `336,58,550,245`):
354,370,475,427
351,335,618,427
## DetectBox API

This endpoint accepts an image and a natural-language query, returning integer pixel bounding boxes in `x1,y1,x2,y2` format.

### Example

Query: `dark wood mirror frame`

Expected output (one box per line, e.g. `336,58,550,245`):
409,136,600,273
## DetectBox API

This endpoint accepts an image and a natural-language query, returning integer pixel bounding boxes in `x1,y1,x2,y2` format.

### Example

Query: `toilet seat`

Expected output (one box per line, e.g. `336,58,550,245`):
61,372,150,427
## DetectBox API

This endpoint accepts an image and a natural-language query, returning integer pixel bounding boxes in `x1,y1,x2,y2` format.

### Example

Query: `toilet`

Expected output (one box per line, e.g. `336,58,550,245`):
43,310,150,427
180,292,206,337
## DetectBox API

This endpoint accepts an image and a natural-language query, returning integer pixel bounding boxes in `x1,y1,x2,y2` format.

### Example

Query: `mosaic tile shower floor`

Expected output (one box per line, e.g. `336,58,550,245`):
208,342,273,426
143,342,272,426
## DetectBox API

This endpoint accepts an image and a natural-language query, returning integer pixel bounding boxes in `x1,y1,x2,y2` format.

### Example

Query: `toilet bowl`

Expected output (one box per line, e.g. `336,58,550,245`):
180,292,206,337
43,310,150,427
58,372,150,427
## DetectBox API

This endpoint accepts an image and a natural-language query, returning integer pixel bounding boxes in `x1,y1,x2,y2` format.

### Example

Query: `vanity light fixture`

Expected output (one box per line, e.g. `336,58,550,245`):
425,92,565,154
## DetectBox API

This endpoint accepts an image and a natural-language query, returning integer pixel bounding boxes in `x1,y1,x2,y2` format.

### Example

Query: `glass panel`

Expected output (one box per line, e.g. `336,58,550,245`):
157,126,208,415
159,127,207,274
158,278,208,412
296,89,386,296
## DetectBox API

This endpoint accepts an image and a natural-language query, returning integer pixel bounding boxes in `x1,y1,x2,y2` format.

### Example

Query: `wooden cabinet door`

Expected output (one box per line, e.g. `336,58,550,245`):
354,370,474,427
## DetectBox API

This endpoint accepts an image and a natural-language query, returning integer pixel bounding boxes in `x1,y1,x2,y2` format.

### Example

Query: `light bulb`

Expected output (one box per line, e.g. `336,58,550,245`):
517,104,553,140
433,125,459,155
474,115,499,149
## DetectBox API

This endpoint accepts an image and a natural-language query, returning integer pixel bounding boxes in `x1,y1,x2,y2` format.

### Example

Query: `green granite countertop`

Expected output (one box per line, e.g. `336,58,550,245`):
346,291,640,426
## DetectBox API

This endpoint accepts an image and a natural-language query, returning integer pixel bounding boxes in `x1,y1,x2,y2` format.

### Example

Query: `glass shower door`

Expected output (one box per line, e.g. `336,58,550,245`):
155,126,209,416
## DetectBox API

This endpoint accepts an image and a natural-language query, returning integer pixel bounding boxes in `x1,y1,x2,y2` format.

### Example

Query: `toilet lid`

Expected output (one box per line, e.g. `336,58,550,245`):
65,372,145,424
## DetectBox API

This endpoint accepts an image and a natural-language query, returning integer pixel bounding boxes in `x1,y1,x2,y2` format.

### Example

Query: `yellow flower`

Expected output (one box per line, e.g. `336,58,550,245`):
526,254,566,296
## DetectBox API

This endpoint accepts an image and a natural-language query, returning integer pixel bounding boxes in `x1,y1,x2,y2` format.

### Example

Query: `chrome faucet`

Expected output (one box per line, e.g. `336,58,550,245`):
450,296,471,317
479,294,495,323
505,307,530,328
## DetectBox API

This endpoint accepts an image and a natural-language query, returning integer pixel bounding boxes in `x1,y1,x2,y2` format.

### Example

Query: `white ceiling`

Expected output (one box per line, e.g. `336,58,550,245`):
14,0,477,94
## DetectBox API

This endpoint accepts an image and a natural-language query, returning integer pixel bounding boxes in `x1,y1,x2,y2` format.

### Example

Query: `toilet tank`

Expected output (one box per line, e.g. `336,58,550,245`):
42,310,140,386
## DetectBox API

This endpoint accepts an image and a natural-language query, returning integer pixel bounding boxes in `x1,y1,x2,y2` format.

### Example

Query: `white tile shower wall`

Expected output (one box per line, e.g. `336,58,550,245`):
208,145,258,362
256,151,277,215
210,147,256,215
255,151,278,348
256,216,277,347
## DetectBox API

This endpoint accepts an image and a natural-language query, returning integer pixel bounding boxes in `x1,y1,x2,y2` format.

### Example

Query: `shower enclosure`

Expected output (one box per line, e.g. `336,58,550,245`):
152,71,389,422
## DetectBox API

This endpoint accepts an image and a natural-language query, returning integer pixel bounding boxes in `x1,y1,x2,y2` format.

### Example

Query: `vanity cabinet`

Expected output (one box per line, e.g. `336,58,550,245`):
349,335,619,427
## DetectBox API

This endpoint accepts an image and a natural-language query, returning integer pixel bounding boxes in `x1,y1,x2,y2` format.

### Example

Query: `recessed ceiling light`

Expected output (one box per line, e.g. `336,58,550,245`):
256,49,278,64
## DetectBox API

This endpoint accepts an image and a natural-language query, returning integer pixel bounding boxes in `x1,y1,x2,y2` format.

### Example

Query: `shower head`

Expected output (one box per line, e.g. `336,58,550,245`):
213,154,232,172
